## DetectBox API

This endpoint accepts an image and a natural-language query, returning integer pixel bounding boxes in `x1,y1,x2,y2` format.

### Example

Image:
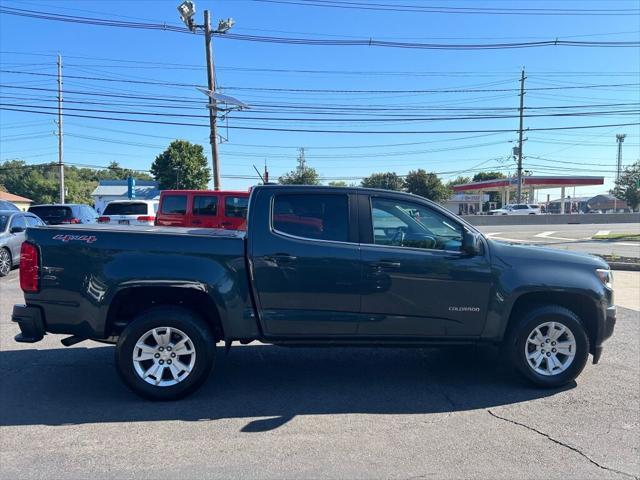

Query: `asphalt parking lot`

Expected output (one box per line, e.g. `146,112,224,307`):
476,223,640,258
0,269,638,480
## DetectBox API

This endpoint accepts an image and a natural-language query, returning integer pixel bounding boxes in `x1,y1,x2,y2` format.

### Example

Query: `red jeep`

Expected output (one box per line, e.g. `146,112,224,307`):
155,190,249,230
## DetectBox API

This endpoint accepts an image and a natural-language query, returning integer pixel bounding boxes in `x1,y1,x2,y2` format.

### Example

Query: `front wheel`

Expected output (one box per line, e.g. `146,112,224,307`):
506,305,589,388
115,306,216,400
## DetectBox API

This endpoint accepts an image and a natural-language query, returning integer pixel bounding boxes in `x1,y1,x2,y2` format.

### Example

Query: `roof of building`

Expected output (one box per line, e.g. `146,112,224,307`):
452,176,605,192
0,191,33,203
91,180,160,199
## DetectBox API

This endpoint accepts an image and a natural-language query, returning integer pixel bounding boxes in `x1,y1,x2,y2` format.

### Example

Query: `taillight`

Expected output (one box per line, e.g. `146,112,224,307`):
137,216,155,222
61,218,81,224
20,242,39,293
97,216,110,223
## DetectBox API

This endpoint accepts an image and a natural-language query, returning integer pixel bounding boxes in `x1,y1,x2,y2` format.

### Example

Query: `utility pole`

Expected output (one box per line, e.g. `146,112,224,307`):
204,10,221,191
516,68,526,204
57,54,65,204
616,133,626,182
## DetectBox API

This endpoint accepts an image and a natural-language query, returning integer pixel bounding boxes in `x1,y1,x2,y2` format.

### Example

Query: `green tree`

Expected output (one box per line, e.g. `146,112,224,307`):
404,169,451,202
612,161,640,211
279,148,320,185
472,171,505,182
327,180,348,187
151,140,210,190
446,176,471,188
361,172,404,191
96,161,153,182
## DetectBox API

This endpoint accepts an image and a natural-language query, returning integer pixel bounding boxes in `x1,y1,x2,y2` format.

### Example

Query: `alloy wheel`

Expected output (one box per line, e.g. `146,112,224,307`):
132,326,197,387
525,321,576,376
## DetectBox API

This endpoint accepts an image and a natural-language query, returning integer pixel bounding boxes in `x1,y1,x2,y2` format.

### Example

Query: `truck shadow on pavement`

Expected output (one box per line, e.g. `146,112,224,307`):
0,343,573,431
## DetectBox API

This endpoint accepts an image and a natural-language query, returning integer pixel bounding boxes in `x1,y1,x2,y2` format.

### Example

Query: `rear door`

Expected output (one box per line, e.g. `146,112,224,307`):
249,190,361,337
222,195,248,230
358,193,492,337
190,193,220,228
156,194,188,227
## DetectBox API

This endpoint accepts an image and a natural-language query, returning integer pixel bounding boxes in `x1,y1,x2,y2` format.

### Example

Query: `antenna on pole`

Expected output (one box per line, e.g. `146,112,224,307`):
252,164,265,183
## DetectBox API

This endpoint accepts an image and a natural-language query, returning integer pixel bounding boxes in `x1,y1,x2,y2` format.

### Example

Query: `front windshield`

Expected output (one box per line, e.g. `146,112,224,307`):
0,215,8,232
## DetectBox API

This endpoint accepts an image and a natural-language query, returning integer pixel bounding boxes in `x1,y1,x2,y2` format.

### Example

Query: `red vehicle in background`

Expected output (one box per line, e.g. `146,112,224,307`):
155,190,249,230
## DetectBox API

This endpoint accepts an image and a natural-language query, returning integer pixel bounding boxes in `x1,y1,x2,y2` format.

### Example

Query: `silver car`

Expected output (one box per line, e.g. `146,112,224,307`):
0,210,45,277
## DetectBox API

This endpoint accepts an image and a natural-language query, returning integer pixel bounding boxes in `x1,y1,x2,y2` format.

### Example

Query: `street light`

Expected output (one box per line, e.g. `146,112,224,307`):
177,1,196,31
175,1,237,190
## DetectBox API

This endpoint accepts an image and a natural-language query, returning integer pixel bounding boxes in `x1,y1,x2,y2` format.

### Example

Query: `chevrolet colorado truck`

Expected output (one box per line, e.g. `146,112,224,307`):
12,185,616,400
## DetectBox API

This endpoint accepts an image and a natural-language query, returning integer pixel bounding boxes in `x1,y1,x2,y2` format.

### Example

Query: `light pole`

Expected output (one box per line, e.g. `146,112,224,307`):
616,133,626,182
177,1,235,190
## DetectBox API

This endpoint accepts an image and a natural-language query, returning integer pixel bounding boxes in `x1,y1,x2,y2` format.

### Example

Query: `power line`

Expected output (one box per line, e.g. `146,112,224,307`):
1,7,639,49
2,105,639,134
250,0,640,16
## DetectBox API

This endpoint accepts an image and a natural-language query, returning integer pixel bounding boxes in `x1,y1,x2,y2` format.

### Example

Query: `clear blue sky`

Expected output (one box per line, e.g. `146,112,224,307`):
1,0,639,199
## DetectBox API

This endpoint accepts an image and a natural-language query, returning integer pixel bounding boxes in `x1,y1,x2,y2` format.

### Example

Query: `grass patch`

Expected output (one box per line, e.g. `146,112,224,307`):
592,233,640,241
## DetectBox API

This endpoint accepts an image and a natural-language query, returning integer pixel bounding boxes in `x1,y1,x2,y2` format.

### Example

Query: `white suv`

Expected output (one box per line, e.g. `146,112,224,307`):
98,200,158,226
489,204,541,215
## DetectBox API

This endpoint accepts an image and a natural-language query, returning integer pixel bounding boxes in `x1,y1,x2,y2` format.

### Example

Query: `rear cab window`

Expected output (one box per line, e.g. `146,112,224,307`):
272,193,349,242
28,206,72,222
160,195,187,215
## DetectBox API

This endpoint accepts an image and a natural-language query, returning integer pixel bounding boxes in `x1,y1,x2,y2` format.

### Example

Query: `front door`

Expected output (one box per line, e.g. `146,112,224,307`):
359,195,492,337
250,191,361,337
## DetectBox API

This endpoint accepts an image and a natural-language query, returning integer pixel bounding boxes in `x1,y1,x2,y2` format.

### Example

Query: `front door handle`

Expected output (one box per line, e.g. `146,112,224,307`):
374,260,401,268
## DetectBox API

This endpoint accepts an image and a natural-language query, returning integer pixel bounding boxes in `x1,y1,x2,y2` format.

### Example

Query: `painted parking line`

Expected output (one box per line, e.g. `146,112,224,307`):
534,231,557,238
596,230,611,236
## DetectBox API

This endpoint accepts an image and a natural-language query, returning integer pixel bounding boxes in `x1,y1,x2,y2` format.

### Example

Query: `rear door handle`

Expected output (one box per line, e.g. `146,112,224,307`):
265,254,297,264
374,260,401,268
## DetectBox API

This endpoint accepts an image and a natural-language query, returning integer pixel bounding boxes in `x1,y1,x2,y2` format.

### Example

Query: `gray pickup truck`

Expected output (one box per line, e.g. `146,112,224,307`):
12,185,616,400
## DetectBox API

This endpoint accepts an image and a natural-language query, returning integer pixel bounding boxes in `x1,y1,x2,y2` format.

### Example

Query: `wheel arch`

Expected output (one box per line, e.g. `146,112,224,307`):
105,286,225,342
505,291,599,352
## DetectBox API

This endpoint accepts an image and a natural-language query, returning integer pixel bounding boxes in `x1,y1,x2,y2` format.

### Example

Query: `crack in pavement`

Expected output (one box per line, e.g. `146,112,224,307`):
487,409,639,480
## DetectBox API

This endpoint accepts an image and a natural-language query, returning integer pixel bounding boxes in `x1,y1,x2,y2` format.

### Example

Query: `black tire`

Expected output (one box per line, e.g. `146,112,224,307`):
115,306,216,400
0,248,11,277
506,305,589,388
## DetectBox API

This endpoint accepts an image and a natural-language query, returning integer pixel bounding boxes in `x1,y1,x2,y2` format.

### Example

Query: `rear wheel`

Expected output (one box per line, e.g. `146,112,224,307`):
506,305,589,388
115,306,216,400
0,248,11,277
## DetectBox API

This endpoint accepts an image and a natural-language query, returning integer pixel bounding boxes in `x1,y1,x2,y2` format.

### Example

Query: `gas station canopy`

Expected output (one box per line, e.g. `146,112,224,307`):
451,176,604,193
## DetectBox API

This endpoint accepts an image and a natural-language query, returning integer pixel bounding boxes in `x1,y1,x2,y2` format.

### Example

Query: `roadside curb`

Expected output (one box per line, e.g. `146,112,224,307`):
608,262,640,272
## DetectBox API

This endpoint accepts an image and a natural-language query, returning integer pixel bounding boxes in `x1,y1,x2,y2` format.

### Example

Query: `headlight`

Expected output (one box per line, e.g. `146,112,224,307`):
596,268,613,289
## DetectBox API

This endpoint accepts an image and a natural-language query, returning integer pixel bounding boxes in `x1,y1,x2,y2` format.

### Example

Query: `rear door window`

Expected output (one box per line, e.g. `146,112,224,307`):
225,196,248,218
161,195,187,215
104,202,148,215
193,195,218,216
273,194,349,242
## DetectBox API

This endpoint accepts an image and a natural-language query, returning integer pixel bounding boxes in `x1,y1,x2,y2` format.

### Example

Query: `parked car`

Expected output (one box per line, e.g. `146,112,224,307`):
12,186,615,400
0,200,20,211
0,210,45,276
28,204,98,225
489,204,541,215
155,190,249,230
98,200,158,226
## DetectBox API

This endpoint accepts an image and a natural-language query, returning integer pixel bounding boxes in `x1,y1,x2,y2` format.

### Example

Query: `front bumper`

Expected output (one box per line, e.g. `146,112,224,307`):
12,304,45,343
593,304,616,364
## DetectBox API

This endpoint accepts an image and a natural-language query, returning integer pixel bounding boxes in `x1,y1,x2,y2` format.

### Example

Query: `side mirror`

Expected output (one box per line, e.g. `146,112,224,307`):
461,230,482,256
10,226,25,234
